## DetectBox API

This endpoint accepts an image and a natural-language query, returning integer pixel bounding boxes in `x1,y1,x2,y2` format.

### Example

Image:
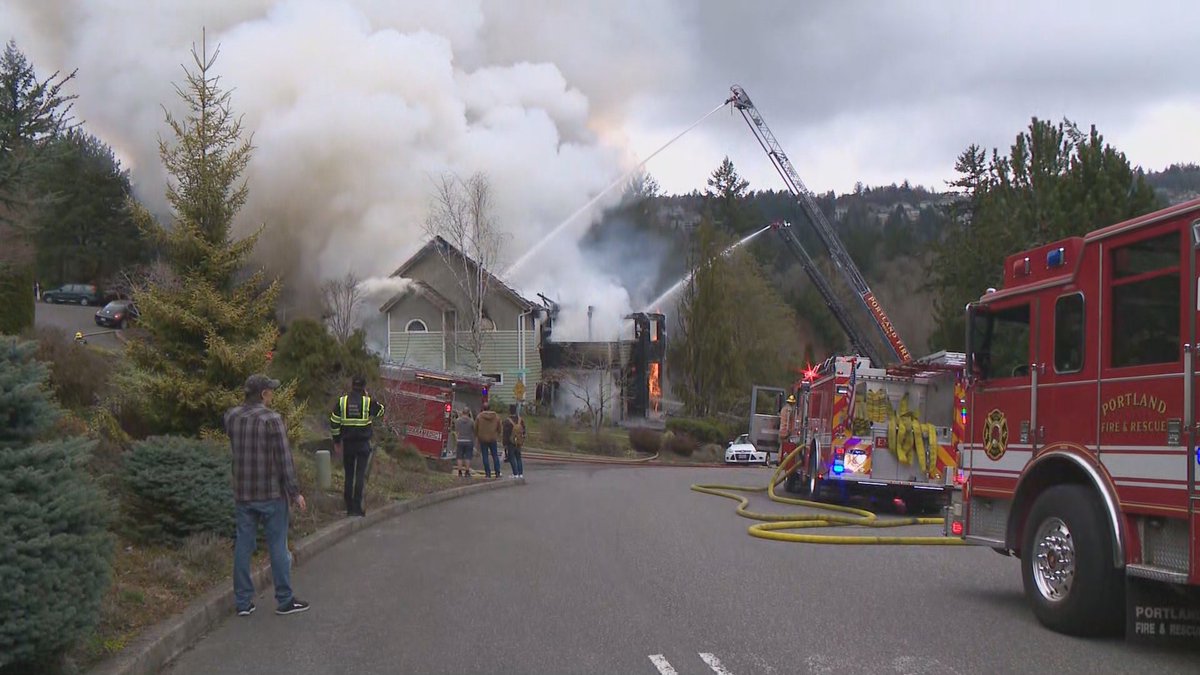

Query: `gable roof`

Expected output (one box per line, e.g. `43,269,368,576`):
381,236,538,312
379,279,456,314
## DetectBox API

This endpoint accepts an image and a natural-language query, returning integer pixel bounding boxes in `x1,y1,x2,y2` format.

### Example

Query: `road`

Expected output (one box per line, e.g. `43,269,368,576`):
166,464,1197,674
35,299,124,349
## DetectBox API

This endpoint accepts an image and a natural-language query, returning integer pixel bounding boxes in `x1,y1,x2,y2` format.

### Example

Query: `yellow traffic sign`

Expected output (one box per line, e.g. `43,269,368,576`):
513,380,526,401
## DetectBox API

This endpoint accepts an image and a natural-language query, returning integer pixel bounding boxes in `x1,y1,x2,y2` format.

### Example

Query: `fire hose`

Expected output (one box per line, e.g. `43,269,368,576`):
690,444,965,545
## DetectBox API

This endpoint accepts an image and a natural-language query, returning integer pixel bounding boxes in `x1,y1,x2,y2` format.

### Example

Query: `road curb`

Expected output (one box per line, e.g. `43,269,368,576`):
88,477,523,675
524,450,741,469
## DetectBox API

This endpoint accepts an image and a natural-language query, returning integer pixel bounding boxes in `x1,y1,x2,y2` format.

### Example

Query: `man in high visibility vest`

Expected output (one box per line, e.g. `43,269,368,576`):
330,375,384,517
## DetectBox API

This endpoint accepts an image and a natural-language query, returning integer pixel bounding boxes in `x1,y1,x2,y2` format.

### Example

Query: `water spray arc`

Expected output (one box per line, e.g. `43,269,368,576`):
504,101,730,278
641,224,771,311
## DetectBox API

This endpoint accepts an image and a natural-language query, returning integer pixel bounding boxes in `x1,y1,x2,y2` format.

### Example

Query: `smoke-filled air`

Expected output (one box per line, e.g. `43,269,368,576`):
1,0,696,342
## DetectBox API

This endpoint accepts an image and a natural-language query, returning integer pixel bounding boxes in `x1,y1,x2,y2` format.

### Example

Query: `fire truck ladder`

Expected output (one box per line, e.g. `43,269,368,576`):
728,85,913,365
771,221,878,362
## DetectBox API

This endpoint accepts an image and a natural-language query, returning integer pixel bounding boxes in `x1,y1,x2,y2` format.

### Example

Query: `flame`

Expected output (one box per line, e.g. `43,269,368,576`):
649,362,663,413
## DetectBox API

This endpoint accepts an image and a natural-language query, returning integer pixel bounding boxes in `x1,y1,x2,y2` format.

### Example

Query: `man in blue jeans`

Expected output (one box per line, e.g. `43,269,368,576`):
225,374,310,617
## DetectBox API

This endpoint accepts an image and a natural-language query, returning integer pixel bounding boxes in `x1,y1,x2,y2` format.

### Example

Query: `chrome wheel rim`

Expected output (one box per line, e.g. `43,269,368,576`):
1032,517,1075,602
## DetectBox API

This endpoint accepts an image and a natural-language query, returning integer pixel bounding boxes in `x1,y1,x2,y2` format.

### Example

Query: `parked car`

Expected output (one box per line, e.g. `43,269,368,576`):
94,300,138,329
42,283,104,306
725,434,768,465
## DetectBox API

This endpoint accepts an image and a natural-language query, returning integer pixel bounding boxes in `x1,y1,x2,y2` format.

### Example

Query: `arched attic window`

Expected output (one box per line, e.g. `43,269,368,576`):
405,319,428,332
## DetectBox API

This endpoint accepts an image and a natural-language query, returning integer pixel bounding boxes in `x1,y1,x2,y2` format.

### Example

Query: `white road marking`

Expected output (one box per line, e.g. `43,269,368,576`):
699,652,735,674
648,654,679,675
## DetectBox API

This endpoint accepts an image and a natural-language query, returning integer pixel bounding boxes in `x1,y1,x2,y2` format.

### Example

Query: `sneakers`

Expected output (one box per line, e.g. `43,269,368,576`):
237,603,256,616
276,599,310,615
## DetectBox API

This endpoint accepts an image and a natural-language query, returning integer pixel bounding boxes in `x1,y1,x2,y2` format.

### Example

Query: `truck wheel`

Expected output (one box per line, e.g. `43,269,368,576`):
1020,484,1124,636
783,472,799,493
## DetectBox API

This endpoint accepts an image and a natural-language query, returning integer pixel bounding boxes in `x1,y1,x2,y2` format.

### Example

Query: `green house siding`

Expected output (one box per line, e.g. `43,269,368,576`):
454,330,540,402
388,332,446,371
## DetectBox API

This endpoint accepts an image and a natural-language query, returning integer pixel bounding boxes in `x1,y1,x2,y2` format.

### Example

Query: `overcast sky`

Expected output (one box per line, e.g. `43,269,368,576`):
3,0,1198,333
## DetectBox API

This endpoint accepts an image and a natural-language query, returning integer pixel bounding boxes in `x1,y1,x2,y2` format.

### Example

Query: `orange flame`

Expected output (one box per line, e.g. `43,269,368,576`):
649,362,663,413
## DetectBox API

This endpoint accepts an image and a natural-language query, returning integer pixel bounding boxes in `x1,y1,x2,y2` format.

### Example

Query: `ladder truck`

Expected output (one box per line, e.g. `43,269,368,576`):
727,85,965,510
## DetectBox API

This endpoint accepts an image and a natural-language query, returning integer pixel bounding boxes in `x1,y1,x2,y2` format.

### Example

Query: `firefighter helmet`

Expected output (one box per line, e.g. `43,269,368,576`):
786,394,797,404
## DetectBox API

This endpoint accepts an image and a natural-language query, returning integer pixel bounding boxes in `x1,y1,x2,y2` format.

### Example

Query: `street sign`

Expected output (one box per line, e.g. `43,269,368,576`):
513,381,526,401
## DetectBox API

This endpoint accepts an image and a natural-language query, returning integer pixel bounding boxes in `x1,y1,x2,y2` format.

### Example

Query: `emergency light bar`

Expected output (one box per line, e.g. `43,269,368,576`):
1047,247,1066,268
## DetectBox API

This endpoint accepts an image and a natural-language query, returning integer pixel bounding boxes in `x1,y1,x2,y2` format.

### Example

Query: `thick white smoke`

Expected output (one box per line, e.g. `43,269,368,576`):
1,0,689,342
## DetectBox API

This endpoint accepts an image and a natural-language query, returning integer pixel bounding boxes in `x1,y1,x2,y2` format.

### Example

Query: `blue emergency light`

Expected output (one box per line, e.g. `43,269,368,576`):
1047,247,1066,268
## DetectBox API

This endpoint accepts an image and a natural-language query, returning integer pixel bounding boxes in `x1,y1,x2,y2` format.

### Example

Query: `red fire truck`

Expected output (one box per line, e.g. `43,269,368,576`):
945,198,1200,638
779,352,966,511
376,364,491,459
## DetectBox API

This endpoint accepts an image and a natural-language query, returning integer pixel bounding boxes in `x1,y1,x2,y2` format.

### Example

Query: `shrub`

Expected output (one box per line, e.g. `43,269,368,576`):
0,337,61,448
29,326,115,411
540,417,570,447
0,263,35,335
663,432,699,457
628,427,663,454
121,436,235,543
269,319,379,411
666,417,724,444
578,433,623,457
377,433,427,473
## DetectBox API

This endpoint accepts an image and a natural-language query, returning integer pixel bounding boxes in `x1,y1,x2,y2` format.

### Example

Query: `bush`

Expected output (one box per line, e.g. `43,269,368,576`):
121,436,235,543
270,319,380,410
663,431,699,457
540,417,570,447
28,326,115,411
0,437,113,671
666,417,724,444
377,432,427,473
578,433,623,457
0,263,35,335
628,427,664,454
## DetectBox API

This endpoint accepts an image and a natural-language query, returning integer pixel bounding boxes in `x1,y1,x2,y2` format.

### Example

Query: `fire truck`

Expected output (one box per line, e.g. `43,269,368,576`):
728,85,966,509
944,198,1200,637
377,363,492,459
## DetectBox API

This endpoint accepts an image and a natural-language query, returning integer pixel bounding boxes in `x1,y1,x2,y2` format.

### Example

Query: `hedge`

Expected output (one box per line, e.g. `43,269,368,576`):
0,263,35,335
665,417,726,444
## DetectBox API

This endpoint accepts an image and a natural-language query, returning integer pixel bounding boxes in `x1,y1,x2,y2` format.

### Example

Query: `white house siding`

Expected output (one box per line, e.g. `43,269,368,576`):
453,330,540,402
388,332,446,371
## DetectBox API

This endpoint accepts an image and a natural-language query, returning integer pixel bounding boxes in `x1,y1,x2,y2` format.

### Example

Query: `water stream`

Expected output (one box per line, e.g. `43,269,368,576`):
504,100,730,277
641,224,772,311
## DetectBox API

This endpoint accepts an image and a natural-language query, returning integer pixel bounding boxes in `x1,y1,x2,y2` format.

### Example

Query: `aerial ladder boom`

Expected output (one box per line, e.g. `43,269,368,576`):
727,85,912,365
770,221,878,361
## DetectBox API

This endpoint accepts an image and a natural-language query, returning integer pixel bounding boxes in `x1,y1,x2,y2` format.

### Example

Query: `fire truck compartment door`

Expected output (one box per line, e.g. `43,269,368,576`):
869,428,899,480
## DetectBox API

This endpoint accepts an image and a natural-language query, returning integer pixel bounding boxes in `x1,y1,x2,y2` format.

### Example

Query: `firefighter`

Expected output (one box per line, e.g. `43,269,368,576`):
330,375,384,517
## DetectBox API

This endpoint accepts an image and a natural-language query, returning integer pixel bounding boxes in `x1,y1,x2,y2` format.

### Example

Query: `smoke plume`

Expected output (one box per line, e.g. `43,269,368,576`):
1,0,690,343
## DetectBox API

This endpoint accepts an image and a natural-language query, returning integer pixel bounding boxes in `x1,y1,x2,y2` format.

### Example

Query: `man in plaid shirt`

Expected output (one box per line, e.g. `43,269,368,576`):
225,374,309,616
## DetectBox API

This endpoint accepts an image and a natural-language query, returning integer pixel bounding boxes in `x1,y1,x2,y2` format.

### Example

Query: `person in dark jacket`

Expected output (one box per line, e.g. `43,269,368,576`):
331,375,384,517
474,405,503,478
502,404,526,478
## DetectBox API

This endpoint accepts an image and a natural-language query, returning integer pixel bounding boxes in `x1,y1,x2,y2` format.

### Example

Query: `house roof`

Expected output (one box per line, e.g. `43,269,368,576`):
378,280,456,314
380,236,539,313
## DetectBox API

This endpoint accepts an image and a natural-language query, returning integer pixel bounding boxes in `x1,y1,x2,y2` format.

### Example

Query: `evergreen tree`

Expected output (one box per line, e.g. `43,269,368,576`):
705,156,753,234
29,129,149,286
0,41,77,334
928,118,1159,349
0,337,112,671
669,219,734,416
118,40,296,437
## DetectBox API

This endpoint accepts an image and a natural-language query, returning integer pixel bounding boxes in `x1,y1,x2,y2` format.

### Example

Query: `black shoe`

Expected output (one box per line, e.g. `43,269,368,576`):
276,598,310,615
237,603,256,617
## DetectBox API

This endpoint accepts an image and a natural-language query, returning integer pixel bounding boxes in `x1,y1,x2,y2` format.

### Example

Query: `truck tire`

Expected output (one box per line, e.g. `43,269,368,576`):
1020,484,1124,636
783,472,799,493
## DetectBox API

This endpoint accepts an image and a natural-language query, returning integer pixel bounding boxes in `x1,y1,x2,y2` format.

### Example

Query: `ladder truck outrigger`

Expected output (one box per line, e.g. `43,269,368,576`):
942,198,1200,639
727,85,967,513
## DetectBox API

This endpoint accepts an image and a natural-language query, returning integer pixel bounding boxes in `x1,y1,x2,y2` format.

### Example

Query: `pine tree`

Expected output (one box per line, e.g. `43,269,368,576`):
0,40,77,335
118,39,297,437
705,156,753,234
670,219,734,416
0,337,112,671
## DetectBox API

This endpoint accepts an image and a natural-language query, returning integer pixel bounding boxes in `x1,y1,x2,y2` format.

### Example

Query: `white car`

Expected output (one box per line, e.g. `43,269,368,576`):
724,435,768,465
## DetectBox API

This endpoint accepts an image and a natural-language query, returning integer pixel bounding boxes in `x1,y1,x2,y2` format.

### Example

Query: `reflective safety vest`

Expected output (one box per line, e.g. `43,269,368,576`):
330,393,384,442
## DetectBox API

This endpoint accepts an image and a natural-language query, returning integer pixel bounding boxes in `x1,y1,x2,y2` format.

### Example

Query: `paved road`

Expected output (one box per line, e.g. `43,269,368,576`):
167,464,1197,674
35,300,124,349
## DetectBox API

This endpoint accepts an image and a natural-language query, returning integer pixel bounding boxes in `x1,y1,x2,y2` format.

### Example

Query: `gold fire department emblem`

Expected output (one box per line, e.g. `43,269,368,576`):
984,409,1009,461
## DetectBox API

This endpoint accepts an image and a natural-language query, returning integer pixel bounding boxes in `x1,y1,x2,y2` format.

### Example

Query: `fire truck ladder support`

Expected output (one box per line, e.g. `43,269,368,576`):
690,444,965,545
727,85,912,365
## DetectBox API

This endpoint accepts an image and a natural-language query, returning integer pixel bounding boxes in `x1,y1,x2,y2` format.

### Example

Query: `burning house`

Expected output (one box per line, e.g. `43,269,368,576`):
538,300,667,423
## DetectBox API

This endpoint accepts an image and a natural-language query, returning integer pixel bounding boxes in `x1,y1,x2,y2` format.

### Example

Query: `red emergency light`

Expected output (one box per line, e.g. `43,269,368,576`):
951,521,964,536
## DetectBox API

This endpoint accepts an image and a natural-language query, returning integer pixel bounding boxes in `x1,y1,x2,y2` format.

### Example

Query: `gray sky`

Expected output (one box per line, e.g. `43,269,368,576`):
3,0,1197,333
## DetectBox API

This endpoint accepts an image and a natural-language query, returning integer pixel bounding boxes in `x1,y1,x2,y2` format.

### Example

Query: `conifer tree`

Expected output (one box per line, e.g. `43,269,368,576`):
0,338,112,670
118,39,297,437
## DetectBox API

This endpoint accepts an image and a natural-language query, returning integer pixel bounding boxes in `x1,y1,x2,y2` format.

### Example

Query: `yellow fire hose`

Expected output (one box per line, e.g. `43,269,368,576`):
691,445,965,545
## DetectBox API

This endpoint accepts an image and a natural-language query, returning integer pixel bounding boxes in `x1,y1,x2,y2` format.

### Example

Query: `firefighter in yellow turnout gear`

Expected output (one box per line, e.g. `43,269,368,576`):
330,376,385,517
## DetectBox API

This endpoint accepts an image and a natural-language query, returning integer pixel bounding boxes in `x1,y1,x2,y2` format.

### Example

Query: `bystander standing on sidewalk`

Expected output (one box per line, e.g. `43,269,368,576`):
475,404,503,478
454,408,476,477
502,404,526,478
224,374,310,617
